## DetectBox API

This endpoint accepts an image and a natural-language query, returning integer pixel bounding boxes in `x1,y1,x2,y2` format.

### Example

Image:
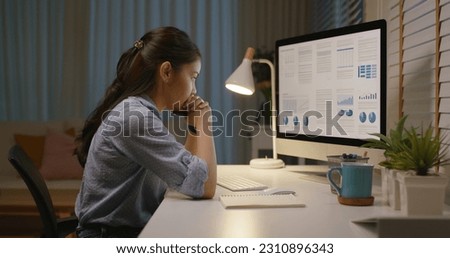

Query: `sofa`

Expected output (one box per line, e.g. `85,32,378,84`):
0,119,84,234
0,117,85,176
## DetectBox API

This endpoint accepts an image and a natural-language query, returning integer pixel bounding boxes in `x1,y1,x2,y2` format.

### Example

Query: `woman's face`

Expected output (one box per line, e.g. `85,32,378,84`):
166,59,201,111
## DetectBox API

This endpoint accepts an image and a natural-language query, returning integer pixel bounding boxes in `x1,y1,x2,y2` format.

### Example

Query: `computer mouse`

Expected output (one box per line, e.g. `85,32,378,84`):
262,188,296,195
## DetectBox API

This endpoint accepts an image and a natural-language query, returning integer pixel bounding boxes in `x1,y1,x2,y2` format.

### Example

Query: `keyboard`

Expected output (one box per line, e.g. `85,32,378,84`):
217,176,268,191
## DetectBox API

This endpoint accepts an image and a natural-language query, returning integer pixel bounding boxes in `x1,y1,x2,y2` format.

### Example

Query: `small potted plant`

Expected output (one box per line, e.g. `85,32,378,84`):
391,124,449,215
363,116,409,209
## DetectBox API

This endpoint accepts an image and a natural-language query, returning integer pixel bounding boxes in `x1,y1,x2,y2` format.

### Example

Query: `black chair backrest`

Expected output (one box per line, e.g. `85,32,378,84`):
8,144,58,237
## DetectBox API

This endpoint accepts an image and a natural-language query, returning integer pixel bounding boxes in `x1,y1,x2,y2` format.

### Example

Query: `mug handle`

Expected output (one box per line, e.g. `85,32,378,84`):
327,167,342,196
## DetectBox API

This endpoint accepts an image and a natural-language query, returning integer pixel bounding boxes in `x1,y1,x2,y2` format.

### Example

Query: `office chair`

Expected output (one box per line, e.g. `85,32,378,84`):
8,144,79,237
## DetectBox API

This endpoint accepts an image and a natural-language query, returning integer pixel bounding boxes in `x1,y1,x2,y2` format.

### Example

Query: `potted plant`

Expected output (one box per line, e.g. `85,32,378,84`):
391,124,450,215
363,116,409,209
364,116,450,215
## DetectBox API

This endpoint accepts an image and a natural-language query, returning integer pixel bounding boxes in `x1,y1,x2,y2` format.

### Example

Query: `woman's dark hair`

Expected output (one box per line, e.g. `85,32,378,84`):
75,26,201,167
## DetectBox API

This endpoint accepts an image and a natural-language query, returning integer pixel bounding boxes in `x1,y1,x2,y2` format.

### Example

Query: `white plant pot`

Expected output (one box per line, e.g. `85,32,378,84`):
380,167,389,205
387,169,402,210
397,171,449,216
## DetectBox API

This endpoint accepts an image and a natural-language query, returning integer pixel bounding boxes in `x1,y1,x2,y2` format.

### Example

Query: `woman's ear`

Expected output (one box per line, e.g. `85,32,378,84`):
159,61,172,83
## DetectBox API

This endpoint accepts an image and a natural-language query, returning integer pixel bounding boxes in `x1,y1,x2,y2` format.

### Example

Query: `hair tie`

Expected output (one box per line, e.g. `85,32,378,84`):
134,40,144,49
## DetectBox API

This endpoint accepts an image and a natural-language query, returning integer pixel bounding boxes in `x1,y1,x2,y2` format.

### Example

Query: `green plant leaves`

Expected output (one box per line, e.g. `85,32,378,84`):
363,116,449,175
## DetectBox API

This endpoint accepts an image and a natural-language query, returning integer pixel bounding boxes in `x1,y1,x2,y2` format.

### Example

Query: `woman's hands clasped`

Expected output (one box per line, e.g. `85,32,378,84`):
183,94,211,135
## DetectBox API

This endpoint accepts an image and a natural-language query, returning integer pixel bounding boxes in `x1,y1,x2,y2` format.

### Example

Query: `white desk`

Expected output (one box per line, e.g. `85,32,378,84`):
139,165,449,237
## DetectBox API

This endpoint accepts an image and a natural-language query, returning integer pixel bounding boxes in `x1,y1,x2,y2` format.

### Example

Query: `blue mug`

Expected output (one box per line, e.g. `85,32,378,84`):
327,162,374,198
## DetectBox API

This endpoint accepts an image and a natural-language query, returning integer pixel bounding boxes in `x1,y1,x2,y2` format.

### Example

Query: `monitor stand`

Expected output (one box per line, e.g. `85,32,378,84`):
249,157,285,169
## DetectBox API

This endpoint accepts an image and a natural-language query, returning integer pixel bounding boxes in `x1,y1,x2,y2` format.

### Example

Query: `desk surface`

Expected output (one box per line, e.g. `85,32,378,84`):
139,165,450,238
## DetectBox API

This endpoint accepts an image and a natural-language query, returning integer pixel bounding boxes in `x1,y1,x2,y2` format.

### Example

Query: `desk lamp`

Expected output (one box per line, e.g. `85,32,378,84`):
225,47,285,169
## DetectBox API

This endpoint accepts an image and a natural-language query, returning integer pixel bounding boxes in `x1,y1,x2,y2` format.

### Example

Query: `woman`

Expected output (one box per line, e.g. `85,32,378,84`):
74,27,217,238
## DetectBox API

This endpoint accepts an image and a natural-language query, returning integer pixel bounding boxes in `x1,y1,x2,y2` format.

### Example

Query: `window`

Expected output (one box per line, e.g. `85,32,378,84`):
390,0,450,159
309,0,364,32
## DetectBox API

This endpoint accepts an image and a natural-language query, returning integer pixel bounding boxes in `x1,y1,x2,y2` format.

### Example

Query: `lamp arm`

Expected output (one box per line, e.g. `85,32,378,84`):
253,58,278,160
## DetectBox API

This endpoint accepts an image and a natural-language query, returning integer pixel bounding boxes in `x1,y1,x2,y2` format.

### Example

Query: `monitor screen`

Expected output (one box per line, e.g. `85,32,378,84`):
275,20,386,162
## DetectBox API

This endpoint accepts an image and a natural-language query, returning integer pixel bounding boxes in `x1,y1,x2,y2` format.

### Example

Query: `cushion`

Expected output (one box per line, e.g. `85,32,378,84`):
14,134,46,168
65,127,76,137
39,131,83,180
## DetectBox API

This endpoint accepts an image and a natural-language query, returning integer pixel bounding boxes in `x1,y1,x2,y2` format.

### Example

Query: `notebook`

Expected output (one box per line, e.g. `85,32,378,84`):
219,194,306,209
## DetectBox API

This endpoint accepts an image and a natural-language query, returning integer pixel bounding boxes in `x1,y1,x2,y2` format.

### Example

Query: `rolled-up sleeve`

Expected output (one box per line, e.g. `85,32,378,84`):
176,154,208,198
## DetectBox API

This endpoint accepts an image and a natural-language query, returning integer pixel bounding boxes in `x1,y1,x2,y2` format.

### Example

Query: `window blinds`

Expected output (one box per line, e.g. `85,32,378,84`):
438,0,450,155
391,0,450,158
309,0,363,32
398,0,437,127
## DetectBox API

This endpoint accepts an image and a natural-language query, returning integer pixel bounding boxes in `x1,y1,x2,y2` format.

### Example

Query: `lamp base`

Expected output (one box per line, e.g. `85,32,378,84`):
250,158,285,169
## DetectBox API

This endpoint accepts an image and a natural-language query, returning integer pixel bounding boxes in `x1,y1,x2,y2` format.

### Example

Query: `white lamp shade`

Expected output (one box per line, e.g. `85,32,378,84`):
225,58,255,95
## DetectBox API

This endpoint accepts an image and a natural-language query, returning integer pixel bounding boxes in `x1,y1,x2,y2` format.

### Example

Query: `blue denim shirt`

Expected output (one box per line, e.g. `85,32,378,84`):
75,95,208,228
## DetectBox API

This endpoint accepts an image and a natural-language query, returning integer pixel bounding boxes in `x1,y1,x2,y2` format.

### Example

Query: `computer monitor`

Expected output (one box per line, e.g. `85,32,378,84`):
275,20,387,166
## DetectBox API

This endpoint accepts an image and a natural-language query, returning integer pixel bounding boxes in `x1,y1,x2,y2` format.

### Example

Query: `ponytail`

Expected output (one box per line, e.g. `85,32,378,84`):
75,49,142,167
